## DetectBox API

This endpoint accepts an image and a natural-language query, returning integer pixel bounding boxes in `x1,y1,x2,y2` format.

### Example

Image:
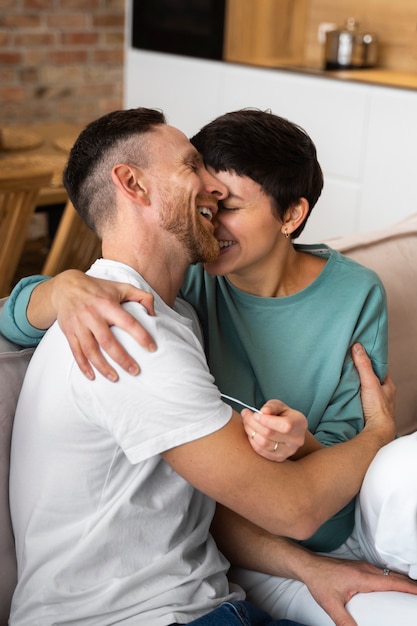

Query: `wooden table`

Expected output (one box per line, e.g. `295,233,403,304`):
0,122,84,206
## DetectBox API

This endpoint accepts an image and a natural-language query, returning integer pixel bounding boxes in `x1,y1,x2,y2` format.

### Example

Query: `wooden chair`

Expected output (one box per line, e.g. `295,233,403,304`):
42,200,101,276
0,167,53,298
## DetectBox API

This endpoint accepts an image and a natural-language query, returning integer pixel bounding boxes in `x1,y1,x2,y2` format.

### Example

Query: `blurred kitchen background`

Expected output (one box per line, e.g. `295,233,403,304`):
1,0,416,126
1,0,417,286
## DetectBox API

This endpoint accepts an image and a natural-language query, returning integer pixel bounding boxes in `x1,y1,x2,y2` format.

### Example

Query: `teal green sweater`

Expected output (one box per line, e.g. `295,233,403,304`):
0,244,388,552
180,245,388,551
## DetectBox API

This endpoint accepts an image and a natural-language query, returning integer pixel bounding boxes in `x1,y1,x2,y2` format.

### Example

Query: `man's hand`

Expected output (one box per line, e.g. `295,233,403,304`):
42,270,157,381
352,342,396,445
241,400,308,461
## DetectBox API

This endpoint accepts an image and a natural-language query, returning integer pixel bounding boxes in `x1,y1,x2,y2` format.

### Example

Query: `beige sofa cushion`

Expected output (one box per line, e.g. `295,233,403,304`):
0,298,34,625
327,213,417,436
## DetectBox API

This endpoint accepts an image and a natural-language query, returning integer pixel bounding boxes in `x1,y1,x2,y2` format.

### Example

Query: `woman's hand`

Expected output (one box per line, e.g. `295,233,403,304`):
48,270,156,381
241,399,308,461
301,554,417,626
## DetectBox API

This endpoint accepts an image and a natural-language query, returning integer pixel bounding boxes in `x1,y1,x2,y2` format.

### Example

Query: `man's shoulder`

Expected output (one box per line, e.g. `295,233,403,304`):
174,297,199,322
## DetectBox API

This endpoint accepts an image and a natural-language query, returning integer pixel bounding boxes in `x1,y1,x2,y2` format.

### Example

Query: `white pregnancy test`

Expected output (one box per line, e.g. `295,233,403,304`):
220,393,261,414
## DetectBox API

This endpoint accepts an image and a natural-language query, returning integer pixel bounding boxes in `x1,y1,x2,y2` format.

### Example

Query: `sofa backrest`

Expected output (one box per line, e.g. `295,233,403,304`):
0,298,34,625
327,212,417,436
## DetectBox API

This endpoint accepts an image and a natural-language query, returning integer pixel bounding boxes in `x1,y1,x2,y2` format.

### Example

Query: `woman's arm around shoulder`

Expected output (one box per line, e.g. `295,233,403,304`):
0,275,49,346
0,270,158,380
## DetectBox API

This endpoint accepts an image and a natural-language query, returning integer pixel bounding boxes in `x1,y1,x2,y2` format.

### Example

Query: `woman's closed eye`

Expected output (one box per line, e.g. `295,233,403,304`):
218,200,239,212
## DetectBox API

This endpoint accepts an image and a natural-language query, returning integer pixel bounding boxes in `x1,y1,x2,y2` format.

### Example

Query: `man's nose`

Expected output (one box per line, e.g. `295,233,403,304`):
202,169,228,199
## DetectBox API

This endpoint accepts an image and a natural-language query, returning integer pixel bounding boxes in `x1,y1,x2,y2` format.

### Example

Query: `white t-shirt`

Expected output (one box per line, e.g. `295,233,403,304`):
9,260,240,626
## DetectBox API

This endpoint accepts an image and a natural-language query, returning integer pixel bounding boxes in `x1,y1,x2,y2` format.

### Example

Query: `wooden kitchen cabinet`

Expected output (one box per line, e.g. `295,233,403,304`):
224,0,308,65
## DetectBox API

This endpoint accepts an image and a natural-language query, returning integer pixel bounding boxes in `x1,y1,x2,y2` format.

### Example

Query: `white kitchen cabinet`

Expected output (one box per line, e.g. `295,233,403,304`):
359,86,417,232
124,50,225,137
125,49,417,242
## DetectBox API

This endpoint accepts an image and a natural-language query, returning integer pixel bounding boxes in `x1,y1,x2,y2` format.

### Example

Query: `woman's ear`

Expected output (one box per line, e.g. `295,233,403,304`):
111,164,150,205
281,198,309,237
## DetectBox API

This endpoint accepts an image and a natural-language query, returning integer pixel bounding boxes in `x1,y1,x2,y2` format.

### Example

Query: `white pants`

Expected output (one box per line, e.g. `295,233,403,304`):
230,433,417,625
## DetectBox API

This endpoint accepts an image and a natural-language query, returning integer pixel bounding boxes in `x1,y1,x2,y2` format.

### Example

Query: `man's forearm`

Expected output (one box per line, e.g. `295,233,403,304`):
290,430,322,459
211,504,316,580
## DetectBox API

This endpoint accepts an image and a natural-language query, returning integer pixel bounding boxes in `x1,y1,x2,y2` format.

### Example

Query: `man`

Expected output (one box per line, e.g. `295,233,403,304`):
6,108,412,626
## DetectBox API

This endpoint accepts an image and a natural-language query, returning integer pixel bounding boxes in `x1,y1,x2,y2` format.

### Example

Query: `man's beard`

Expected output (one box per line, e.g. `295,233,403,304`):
159,187,219,264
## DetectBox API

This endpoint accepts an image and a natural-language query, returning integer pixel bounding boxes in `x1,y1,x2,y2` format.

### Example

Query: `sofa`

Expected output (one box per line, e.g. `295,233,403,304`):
1,212,417,624
0,333,33,624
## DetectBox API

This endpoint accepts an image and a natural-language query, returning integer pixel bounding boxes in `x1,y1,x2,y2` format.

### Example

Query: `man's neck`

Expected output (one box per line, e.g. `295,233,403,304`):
102,247,188,308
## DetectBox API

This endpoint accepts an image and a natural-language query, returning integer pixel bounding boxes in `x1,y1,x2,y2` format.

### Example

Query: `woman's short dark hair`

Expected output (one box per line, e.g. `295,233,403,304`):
191,109,323,239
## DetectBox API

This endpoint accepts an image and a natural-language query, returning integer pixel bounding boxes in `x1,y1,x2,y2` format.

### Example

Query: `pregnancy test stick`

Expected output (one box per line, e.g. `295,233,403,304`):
220,393,261,414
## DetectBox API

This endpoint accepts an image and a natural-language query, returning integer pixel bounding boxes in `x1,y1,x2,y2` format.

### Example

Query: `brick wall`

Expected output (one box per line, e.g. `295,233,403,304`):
0,0,125,125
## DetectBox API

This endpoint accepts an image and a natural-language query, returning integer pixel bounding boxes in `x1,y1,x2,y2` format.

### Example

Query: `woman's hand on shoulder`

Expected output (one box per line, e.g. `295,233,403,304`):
50,270,157,381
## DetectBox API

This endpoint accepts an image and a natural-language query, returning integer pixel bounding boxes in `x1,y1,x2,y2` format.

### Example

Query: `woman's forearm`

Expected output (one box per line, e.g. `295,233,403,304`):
26,274,62,329
0,276,50,345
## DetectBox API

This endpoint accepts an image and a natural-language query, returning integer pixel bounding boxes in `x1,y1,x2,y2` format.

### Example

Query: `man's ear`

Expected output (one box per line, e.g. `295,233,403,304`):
281,198,309,236
111,164,150,205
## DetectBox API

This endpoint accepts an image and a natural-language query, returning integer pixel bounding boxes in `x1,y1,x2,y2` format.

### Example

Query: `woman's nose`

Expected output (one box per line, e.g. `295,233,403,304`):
202,168,228,199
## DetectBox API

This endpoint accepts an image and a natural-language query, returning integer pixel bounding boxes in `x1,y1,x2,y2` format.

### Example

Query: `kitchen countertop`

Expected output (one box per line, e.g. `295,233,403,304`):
238,57,417,92
301,67,417,91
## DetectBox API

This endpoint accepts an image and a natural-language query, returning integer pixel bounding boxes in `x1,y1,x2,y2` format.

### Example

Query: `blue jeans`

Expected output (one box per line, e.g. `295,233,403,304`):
172,600,309,625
